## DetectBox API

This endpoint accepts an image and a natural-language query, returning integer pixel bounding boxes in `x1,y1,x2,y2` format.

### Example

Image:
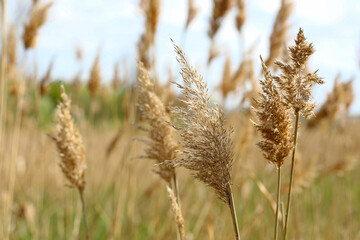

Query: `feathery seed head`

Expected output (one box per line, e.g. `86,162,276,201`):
265,0,293,67
137,62,178,183
172,42,234,204
23,1,53,49
185,0,199,30
88,49,101,97
254,58,293,167
235,0,246,32
54,85,86,191
208,0,233,39
275,28,324,118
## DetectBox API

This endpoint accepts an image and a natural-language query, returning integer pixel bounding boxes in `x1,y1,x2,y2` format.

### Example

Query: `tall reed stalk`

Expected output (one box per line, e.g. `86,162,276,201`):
271,28,323,239
53,85,89,240
253,57,293,240
171,41,241,240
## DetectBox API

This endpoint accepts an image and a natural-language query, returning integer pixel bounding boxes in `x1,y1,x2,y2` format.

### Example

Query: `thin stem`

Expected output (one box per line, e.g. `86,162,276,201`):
172,172,183,240
227,182,240,240
283,110,300,240
274,167,281,240
172,172,181,208
78,189,90,240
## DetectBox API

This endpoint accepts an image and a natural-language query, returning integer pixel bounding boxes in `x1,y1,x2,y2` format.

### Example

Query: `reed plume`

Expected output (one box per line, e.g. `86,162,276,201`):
112,62,121,91
88,49,101,98
254,58,293,168
220,56,233,99
137,0,161,69
273,28,323,240
53,85,89,240
265,0,293,67
172,42,240,239
275,28,324,117
75,44,84,62
137,62,178,183
253,57,293,240
184,0,198,30
54,85,86,191
235,0,246,32
39,58,54,96
23,1,53,49
208,0,233,39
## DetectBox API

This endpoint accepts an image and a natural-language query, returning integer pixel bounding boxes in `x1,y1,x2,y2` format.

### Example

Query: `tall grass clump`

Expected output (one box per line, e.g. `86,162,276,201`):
171,42,240,239
52,85,89,240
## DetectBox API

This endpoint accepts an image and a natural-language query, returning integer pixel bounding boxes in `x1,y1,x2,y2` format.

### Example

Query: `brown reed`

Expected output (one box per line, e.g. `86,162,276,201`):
23,1,53,49
136,62,178,183
265,0,293,67
53,85,89,240
273,28,323,240
185,0,198,30
253,57,293,240
112,62,121,91
39,58,54,96
208,0,233,39
235,0,246,32
171,41,240,239
137,0,161,69
88,49,101,98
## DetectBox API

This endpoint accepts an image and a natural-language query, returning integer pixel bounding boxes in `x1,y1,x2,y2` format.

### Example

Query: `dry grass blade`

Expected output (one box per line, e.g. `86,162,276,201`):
23,1,53,49
136,62,178,183
265,0,293,67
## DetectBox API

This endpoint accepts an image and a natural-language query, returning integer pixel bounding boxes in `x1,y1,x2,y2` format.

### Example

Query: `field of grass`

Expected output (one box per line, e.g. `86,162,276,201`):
1,0,360,239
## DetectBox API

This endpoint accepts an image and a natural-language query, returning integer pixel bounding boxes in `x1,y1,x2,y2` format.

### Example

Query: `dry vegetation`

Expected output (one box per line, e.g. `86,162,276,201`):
0,0,359,240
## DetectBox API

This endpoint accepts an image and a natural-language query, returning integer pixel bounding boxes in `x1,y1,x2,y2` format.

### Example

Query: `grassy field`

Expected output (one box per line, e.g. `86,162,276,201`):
1,0,360,239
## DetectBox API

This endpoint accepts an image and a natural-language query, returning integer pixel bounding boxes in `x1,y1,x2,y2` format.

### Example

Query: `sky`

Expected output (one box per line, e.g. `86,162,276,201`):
8,0,360,114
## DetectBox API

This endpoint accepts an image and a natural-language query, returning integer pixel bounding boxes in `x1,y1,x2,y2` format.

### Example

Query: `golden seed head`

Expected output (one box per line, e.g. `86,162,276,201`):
23,1,53,49
172,42,234,203
185,0,199,30
235,0,246,32
88,49,101,97
274,28,324,118
208,0,233,39
253,58,293,167
137,62,178,183
54,85,87,191
265,0,293,67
